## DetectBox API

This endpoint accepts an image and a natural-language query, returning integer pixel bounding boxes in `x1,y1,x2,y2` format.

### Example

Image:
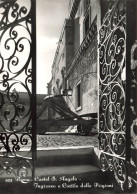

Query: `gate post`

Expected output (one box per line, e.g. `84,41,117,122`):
31,0,37,181
126,0,137,189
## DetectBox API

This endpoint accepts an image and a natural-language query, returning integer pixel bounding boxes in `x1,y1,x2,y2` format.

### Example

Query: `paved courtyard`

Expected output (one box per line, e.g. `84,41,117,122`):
0,133,98,152
37,134,98,149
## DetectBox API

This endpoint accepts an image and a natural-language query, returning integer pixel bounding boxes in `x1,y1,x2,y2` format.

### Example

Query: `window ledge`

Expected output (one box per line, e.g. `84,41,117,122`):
76,106,82,111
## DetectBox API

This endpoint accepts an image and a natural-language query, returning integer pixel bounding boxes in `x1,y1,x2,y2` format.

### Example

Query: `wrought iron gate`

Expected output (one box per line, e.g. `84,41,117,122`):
0,0,36,183
99,0,127,190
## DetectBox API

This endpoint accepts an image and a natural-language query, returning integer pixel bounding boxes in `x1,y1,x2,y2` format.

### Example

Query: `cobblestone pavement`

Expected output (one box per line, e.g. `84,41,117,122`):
0,134,98,152
37,134,98,148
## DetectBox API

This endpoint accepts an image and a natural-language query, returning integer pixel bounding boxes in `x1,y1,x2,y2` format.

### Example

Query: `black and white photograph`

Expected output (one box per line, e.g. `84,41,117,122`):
0,0,137,193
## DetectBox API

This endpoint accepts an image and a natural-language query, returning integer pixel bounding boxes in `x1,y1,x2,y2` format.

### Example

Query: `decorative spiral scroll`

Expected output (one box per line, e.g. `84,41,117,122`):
0,0,34,183
100,26,126,85
99,0,126,45
0,0,31,30
0,25,31,79
0,83,31,132
0,0,32,132
99,0,127,190
0,133,32,158
99,133,125,157
0,158,32,183
100,83,125,133
100,153,127,190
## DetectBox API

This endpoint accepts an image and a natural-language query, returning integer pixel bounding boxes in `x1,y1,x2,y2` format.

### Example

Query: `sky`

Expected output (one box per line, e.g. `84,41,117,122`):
36,0,69,94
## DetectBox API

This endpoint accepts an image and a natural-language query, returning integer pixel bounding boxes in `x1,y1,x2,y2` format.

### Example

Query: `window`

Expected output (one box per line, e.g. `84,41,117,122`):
76,82,82,110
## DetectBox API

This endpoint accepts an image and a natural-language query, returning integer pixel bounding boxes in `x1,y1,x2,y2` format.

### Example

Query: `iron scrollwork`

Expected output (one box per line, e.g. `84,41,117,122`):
0,0,35,183
0,158,32,183
99,0,127,190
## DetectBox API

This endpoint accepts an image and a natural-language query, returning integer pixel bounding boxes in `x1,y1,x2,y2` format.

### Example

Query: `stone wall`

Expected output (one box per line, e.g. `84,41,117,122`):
66,31,98,115
77,0,100,45
51,19,74,95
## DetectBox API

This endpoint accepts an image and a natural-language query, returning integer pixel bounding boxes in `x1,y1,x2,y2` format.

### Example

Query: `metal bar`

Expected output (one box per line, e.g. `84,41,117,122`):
100,151,126,160
31,0,36,181
125,0,135,162
0,17,29,32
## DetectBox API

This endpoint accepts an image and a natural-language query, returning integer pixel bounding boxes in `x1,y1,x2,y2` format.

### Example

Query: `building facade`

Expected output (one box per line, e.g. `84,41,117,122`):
49,19,74,96
48,0,101,116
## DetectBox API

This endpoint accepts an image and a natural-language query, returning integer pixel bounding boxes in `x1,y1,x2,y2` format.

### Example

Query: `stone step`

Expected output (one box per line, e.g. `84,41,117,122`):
34,164,114,193
35,164,101,179
34,146,104,189
35,146,99,168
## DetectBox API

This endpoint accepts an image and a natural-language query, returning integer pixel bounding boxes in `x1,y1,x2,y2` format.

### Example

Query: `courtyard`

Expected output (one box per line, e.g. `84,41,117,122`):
37,133,98,149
